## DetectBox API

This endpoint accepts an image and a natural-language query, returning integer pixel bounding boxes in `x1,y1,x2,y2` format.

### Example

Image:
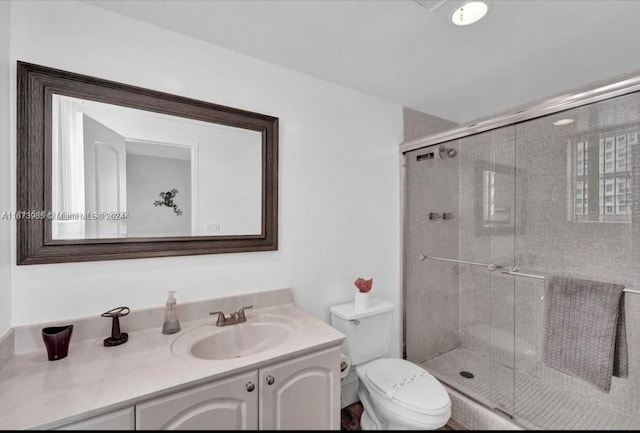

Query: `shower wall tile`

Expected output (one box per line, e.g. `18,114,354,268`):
402,107,457,143
405,142,460,363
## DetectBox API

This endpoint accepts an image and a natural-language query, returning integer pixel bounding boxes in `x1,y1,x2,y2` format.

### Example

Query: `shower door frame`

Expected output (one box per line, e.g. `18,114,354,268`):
399,69,640,415
400,72,640,155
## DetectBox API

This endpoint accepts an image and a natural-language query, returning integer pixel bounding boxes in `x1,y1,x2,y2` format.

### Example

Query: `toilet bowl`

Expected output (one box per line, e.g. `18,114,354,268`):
356,358,450,430
330,298,450,430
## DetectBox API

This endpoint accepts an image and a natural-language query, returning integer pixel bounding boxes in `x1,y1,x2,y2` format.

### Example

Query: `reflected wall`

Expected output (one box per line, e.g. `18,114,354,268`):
51,94,262,240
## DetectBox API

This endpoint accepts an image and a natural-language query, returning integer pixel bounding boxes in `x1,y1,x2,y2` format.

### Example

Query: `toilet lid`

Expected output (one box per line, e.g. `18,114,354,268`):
365,359,450,415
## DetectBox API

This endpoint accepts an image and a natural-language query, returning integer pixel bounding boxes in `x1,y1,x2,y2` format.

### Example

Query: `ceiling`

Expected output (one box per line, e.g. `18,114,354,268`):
86,0,640,123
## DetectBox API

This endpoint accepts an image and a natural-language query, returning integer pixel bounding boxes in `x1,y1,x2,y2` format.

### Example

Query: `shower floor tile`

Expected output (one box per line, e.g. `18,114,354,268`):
422,347,640,430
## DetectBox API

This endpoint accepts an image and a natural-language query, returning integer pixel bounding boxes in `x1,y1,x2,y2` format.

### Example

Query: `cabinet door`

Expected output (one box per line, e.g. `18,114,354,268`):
259,347,340,430
56,407,134,430
136,371,258,430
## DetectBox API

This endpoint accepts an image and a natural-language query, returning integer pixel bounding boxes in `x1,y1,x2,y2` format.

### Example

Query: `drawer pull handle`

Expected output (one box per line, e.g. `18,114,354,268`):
246,381,255,392
266,375,275,386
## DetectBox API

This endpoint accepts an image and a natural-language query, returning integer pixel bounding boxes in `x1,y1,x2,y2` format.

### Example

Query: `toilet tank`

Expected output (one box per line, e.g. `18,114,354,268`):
330,298,394,366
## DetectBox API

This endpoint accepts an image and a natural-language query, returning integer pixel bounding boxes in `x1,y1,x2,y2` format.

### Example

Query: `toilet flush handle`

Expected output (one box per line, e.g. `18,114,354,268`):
349,319,360,325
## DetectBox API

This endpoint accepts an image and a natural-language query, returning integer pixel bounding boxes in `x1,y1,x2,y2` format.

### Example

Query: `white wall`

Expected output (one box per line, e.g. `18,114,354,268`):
126,154,192,237
9,1,403,355
0,1,11,335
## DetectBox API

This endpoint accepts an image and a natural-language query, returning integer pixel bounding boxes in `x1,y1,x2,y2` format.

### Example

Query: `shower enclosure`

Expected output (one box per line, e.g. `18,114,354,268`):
403,78,640,429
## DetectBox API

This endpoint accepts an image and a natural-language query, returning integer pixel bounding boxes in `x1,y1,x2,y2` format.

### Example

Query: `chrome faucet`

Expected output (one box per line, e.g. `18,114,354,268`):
209,305,253,327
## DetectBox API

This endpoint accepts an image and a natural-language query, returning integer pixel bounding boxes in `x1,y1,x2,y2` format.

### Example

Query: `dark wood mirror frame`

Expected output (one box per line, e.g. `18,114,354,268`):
17,61,278,265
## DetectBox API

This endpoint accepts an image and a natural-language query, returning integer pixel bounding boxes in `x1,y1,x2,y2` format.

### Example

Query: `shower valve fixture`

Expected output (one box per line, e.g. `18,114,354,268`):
438,145,458,159
429,212,454,221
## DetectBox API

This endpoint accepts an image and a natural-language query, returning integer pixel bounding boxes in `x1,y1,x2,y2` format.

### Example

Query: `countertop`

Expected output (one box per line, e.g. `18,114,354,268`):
0,303,345,430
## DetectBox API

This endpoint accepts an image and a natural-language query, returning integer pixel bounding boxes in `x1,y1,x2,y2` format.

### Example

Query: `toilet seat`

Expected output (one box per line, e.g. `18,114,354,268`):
363,358,450,415
356,358,451,429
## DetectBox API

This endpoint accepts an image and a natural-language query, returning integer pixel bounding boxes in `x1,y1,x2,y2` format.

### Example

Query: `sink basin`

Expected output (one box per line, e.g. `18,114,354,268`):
191,323,289,360
171,314,297,360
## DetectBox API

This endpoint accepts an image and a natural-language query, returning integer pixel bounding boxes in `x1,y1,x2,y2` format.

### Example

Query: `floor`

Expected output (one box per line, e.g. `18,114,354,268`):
340,402,459,430
340,402,364,431
423,347,640,430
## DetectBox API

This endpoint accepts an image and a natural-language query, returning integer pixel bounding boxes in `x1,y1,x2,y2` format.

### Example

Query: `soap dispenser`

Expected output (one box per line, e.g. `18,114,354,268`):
162,291,181,335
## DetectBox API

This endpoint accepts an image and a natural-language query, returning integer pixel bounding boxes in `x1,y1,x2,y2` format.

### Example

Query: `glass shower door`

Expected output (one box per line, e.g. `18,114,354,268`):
407,80,640,430
404,125,517,419
456,126,517,417
512,92,640,430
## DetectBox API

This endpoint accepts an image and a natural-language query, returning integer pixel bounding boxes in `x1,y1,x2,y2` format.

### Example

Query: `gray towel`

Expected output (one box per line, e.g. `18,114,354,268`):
544,275,628,393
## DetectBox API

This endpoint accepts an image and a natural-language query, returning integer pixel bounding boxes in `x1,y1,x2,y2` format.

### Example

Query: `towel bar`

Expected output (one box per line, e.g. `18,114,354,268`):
418,254,500,271
502,268,640,294
418,255,640,294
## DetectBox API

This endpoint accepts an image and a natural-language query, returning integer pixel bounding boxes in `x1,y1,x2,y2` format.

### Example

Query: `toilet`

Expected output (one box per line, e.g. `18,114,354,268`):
330,298,451,430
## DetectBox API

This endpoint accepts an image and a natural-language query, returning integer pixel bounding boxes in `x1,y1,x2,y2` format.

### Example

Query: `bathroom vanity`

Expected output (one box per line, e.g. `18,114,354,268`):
60,347,338,430
0,295,345,430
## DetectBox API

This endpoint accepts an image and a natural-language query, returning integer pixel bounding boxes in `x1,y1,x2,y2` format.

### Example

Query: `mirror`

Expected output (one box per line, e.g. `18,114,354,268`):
17,62,278,264
51,95,263,239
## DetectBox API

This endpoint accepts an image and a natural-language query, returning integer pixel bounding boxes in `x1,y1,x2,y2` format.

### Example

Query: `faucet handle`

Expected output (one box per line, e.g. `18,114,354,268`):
209,311,226,326
238,305,253,319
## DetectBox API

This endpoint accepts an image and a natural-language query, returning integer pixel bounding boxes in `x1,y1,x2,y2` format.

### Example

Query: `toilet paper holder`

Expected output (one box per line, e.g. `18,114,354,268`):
341,360,349,373
340,353,351,379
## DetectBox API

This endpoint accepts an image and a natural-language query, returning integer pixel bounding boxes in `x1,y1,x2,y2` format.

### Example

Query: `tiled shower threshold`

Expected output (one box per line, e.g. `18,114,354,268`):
422,347,639,430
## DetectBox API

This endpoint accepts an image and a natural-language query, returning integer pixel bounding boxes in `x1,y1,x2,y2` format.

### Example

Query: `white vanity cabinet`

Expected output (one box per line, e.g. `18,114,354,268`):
259,347,340,430
136,347,340,430
56,407,135,430
136,371,258,430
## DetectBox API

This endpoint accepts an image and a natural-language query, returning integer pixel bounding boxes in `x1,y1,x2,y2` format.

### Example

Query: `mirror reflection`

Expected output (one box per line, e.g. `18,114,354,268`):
568,130,637,223
51,95,263,239
474,161,526,236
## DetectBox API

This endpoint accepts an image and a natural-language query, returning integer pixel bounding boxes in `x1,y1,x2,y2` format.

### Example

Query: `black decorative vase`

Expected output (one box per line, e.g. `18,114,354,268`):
42,325,73,361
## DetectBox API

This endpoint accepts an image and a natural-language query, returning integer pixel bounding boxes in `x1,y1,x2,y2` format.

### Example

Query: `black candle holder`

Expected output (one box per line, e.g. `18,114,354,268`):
42,325,73,361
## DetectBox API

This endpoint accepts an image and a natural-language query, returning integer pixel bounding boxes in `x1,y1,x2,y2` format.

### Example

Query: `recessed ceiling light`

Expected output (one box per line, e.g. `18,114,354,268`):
553,118,574,126
451,1,488,26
